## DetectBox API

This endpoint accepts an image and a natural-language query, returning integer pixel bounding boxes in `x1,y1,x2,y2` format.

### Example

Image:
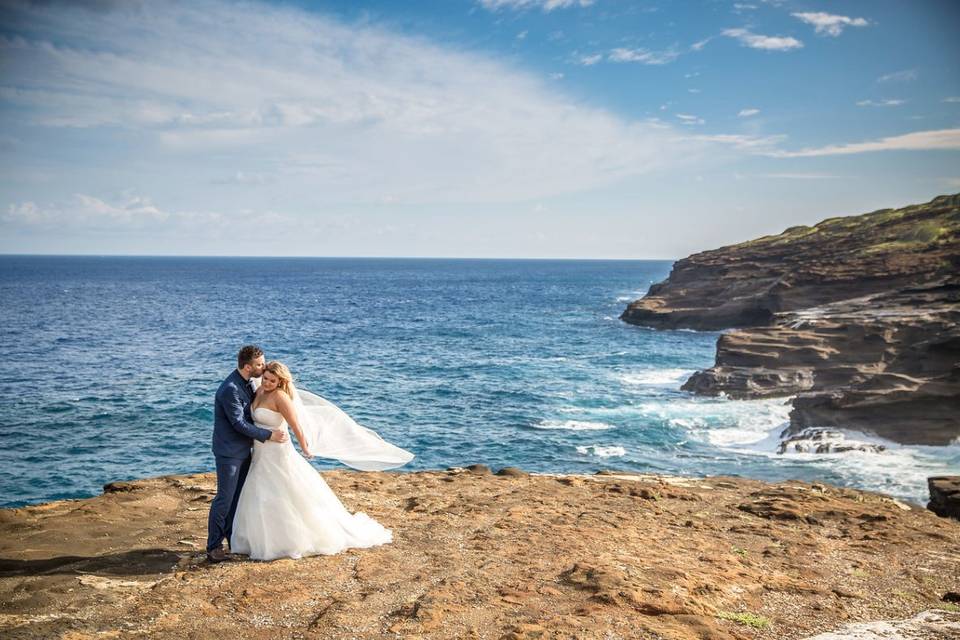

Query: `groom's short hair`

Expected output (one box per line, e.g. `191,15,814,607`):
237,345,264,368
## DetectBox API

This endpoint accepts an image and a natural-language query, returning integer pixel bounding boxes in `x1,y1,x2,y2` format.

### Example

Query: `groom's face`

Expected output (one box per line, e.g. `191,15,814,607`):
248,355,266,378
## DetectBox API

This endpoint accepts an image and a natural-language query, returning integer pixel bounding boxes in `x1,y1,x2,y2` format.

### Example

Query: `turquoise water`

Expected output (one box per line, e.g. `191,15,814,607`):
1,256,956,507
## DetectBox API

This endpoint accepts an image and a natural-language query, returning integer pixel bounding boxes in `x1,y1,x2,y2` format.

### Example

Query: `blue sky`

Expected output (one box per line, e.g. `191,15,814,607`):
0,0,958,258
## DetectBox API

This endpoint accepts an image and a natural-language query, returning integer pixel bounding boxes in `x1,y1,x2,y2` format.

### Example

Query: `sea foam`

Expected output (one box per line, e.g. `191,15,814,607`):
616,369,694,386
576,444,627,458
532,419,616,431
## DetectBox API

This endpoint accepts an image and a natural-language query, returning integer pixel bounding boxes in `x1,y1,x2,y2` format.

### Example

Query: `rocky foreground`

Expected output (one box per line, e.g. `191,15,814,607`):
621,194,960,446
1,468,959,639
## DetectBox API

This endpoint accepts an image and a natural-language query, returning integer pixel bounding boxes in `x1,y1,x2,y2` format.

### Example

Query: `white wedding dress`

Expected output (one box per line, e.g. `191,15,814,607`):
230,406,394,561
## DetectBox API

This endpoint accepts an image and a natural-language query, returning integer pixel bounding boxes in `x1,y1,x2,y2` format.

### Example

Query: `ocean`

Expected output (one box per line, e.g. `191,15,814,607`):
1,255,956,508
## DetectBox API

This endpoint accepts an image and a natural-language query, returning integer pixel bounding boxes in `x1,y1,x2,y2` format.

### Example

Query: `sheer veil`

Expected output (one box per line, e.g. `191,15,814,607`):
288,382,415,471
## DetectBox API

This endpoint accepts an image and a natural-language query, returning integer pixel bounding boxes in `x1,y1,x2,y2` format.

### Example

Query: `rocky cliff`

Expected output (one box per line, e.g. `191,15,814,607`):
621,194,960,446
1,469,959,639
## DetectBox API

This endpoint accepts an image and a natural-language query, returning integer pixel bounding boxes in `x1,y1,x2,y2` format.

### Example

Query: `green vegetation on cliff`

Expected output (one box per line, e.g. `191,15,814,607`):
727,193,960,274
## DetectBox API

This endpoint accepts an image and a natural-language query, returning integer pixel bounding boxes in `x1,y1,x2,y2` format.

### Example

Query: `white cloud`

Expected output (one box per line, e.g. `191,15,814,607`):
212,171,271,186
692,133,786,151
478,0,594,11
2,191,290,231
765,128,960,158
738,108,760,117
736,171,840,180
722,28,803,51
855,99,906,107
757,172,840,180
608,47,679,65
877,69,917,83
792,12,869,37
690,37,713,51
676,113,705,126
5,193,169,227
0,0,704,210
549,72,564,80
577,53,603,66
944,97,960,103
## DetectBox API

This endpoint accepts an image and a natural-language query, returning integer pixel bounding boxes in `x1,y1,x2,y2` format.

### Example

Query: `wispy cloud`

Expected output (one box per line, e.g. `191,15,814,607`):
877,69,917,83
6,193,172,228
690,37,713,51
0,0,705,212
758,172,840,180
3,191,288,232
676,114,705,126
722,28,803,51
211,171,271,186
856,99,906,107
792,12,869,37
694,133,786,151
608,47,679,65
736,171,840,180
766,128,960,158
944,97,960,103
573,47,682,66
576,53,603,66
478,0,594,11
738,108,760,117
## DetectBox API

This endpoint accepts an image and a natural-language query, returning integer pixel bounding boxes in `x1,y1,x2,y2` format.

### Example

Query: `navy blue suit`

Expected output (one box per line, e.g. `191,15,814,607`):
206,369,274,553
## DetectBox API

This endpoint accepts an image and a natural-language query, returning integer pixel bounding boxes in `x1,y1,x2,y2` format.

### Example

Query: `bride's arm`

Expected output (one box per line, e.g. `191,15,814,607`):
276,391,314,459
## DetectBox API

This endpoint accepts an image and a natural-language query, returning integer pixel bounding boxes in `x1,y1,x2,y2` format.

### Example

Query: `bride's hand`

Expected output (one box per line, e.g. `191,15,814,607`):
303,449,315,460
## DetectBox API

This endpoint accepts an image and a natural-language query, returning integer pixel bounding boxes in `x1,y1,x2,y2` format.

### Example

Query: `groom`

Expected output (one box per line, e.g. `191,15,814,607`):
206,345,288,563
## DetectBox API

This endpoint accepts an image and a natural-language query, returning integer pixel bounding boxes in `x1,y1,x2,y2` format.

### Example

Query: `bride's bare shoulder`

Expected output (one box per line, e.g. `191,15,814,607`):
275,390,294,408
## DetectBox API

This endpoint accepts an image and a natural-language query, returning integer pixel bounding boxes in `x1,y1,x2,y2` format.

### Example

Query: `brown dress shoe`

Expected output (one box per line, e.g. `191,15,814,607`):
206,547,227,563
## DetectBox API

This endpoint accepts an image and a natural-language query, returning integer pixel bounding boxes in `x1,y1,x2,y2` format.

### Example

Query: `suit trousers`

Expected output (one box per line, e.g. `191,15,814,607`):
206,454,252,553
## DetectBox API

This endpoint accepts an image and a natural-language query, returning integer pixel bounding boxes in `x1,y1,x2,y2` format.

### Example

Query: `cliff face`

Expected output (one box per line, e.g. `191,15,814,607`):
1,469,959,640
621,194,960,331
621,194,960,446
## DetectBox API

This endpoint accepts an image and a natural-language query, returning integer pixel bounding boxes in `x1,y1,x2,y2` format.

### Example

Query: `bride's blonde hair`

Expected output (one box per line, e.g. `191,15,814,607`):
264,361,294,398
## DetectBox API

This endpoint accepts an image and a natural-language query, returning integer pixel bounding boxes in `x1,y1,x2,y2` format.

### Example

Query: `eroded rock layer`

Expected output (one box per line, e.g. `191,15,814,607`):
621,194,960,445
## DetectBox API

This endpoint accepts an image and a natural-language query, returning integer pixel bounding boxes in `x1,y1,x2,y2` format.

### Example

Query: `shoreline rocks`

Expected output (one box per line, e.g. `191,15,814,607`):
621,194,960,447
776,428,888,455
928,476,960,520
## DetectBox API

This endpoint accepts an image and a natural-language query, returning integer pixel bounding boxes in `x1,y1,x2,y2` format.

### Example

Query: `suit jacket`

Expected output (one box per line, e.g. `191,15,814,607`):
212,369,273,459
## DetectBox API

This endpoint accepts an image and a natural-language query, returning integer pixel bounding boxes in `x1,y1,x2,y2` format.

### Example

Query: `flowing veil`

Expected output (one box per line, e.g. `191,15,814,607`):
288,382,415,471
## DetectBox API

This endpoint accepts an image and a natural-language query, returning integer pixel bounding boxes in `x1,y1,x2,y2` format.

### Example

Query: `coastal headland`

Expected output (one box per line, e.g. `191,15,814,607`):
1,468,958,639
621,194,960,447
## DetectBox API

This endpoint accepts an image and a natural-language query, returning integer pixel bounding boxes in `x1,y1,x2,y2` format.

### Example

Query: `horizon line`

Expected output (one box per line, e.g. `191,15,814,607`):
0,252,678,262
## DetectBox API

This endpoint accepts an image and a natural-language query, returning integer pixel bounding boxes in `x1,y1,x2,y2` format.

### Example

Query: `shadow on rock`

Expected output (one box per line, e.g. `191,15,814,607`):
0,548,183,578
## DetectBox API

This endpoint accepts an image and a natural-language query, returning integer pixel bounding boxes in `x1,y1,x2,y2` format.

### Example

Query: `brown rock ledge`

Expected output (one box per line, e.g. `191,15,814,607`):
2,469,958,639
620,194,960,446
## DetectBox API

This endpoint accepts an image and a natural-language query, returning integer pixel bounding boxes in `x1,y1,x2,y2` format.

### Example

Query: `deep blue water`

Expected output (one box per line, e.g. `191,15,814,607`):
1,256,957,508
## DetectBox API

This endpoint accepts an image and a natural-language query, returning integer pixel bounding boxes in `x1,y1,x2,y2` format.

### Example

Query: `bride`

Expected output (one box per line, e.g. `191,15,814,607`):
230,361,414,561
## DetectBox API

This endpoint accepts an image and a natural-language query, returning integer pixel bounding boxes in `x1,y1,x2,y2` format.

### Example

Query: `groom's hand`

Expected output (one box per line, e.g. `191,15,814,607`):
269,430,289,443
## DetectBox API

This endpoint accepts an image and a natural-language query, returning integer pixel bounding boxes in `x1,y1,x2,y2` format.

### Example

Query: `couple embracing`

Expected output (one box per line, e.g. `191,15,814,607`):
206,345,415,563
